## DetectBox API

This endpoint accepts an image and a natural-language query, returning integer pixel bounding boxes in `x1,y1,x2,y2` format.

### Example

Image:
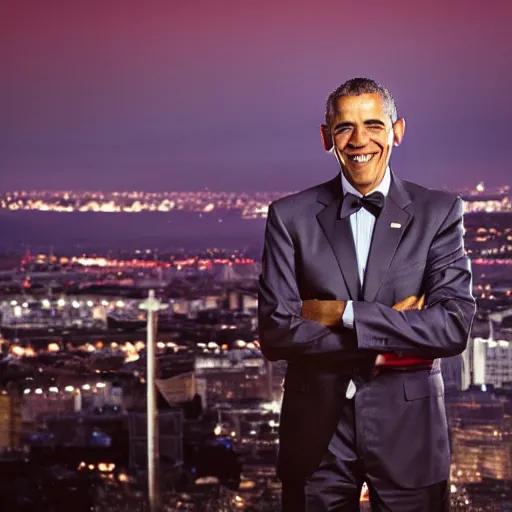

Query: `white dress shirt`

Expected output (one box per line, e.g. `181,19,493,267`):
340,167,391,398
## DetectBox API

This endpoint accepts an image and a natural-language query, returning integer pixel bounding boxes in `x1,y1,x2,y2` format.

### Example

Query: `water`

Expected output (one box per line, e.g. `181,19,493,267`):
0,211,267,254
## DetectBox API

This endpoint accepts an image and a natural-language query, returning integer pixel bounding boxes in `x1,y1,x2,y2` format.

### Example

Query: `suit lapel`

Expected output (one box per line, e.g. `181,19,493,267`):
363,175,412,302
316,174,360,300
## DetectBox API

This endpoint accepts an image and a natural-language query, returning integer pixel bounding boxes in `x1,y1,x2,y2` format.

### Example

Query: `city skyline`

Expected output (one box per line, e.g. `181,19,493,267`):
2,0,512,193
0,184,510,217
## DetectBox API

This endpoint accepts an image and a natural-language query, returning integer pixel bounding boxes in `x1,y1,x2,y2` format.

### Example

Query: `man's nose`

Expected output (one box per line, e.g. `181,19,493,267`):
348,127,369,147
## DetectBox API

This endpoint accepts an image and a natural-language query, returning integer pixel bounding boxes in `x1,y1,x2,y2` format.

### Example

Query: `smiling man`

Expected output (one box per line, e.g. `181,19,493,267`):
258,78,476,511
325,88,402,196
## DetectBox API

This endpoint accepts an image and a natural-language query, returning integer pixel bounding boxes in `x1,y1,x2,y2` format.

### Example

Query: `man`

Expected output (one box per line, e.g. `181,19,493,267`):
258,78,475,511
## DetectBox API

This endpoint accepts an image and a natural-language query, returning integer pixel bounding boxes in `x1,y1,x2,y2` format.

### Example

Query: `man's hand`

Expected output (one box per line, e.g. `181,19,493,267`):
375,294,425,365
301,300,346,327
392,294,425,311
300,295,424,329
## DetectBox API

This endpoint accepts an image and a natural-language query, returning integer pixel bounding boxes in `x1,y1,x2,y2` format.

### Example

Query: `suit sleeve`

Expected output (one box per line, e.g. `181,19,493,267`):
353,197,476,359
258,203,368,363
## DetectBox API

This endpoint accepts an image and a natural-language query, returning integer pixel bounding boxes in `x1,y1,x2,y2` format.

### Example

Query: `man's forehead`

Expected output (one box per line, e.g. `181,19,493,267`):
331,93,388,119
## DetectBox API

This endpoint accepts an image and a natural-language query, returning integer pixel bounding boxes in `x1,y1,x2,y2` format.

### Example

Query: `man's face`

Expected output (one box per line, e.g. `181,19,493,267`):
322,93,405,194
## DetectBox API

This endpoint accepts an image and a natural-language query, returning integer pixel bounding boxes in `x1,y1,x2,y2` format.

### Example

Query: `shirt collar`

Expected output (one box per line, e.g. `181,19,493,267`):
341,166,391,198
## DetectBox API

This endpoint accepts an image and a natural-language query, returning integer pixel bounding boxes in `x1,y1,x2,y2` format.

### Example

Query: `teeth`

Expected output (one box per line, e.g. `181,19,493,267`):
352,154,372,163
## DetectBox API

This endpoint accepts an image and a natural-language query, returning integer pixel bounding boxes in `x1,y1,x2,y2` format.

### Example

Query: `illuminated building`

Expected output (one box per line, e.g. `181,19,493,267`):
195,351,270,407
471,309,512,388
446,391,512,485
0,392,22,450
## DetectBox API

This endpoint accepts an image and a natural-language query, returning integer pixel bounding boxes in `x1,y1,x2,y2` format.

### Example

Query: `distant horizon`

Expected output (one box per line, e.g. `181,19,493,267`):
0,180,509,195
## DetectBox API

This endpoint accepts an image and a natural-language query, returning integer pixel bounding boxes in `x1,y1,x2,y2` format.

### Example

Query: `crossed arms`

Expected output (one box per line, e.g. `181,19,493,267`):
257,197,476,363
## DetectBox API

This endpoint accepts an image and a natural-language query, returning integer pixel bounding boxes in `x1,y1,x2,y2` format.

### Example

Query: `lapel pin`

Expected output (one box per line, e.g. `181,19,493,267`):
390,222,402,229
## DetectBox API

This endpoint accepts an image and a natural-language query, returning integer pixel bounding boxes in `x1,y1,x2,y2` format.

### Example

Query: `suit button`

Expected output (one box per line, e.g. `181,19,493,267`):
354,367,360,374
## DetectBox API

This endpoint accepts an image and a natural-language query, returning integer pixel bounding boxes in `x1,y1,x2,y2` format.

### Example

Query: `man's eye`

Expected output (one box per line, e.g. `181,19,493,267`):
368,125,382,131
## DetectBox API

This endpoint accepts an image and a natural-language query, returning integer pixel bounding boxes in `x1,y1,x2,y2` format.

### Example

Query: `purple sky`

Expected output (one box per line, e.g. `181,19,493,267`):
1,0,511,192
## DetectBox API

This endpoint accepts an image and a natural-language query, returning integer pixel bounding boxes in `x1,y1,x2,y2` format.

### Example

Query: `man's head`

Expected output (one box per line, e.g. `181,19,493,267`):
320,78,405,195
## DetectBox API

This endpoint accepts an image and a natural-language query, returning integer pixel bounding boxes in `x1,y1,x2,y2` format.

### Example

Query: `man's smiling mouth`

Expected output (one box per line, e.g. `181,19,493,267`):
346,153,376,163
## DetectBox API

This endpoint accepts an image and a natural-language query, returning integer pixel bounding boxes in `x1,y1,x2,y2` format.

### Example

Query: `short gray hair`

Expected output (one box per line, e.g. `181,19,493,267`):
325,77,398,125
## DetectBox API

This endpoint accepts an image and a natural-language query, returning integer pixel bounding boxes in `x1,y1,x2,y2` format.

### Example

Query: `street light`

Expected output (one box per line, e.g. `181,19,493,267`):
139,289,168,512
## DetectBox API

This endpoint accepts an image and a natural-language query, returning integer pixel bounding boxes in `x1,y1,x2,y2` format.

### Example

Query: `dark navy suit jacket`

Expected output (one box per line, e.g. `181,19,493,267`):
258,172,476,487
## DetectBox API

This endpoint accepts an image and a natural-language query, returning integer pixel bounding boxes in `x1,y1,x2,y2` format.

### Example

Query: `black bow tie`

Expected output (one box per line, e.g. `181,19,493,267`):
340,191,385,219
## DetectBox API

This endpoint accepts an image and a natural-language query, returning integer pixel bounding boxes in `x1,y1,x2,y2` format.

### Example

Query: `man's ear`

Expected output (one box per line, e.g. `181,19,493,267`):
320,124,334,152
393,118,405,146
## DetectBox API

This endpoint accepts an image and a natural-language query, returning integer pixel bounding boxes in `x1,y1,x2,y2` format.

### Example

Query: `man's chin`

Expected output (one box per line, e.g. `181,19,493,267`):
346,172,389,196
343,168,380,186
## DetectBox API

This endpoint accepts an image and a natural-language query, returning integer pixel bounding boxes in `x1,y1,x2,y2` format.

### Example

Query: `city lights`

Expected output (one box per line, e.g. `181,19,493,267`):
98,463,115,472
0,182,509,510
0,186,511,220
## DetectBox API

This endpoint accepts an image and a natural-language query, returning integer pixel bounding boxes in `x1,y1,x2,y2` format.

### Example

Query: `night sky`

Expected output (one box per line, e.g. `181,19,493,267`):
2,0,511,193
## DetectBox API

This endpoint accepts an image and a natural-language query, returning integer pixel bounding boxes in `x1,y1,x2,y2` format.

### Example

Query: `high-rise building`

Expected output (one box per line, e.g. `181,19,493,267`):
472,337,512,388
0,393,22,450
446,391,512,485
